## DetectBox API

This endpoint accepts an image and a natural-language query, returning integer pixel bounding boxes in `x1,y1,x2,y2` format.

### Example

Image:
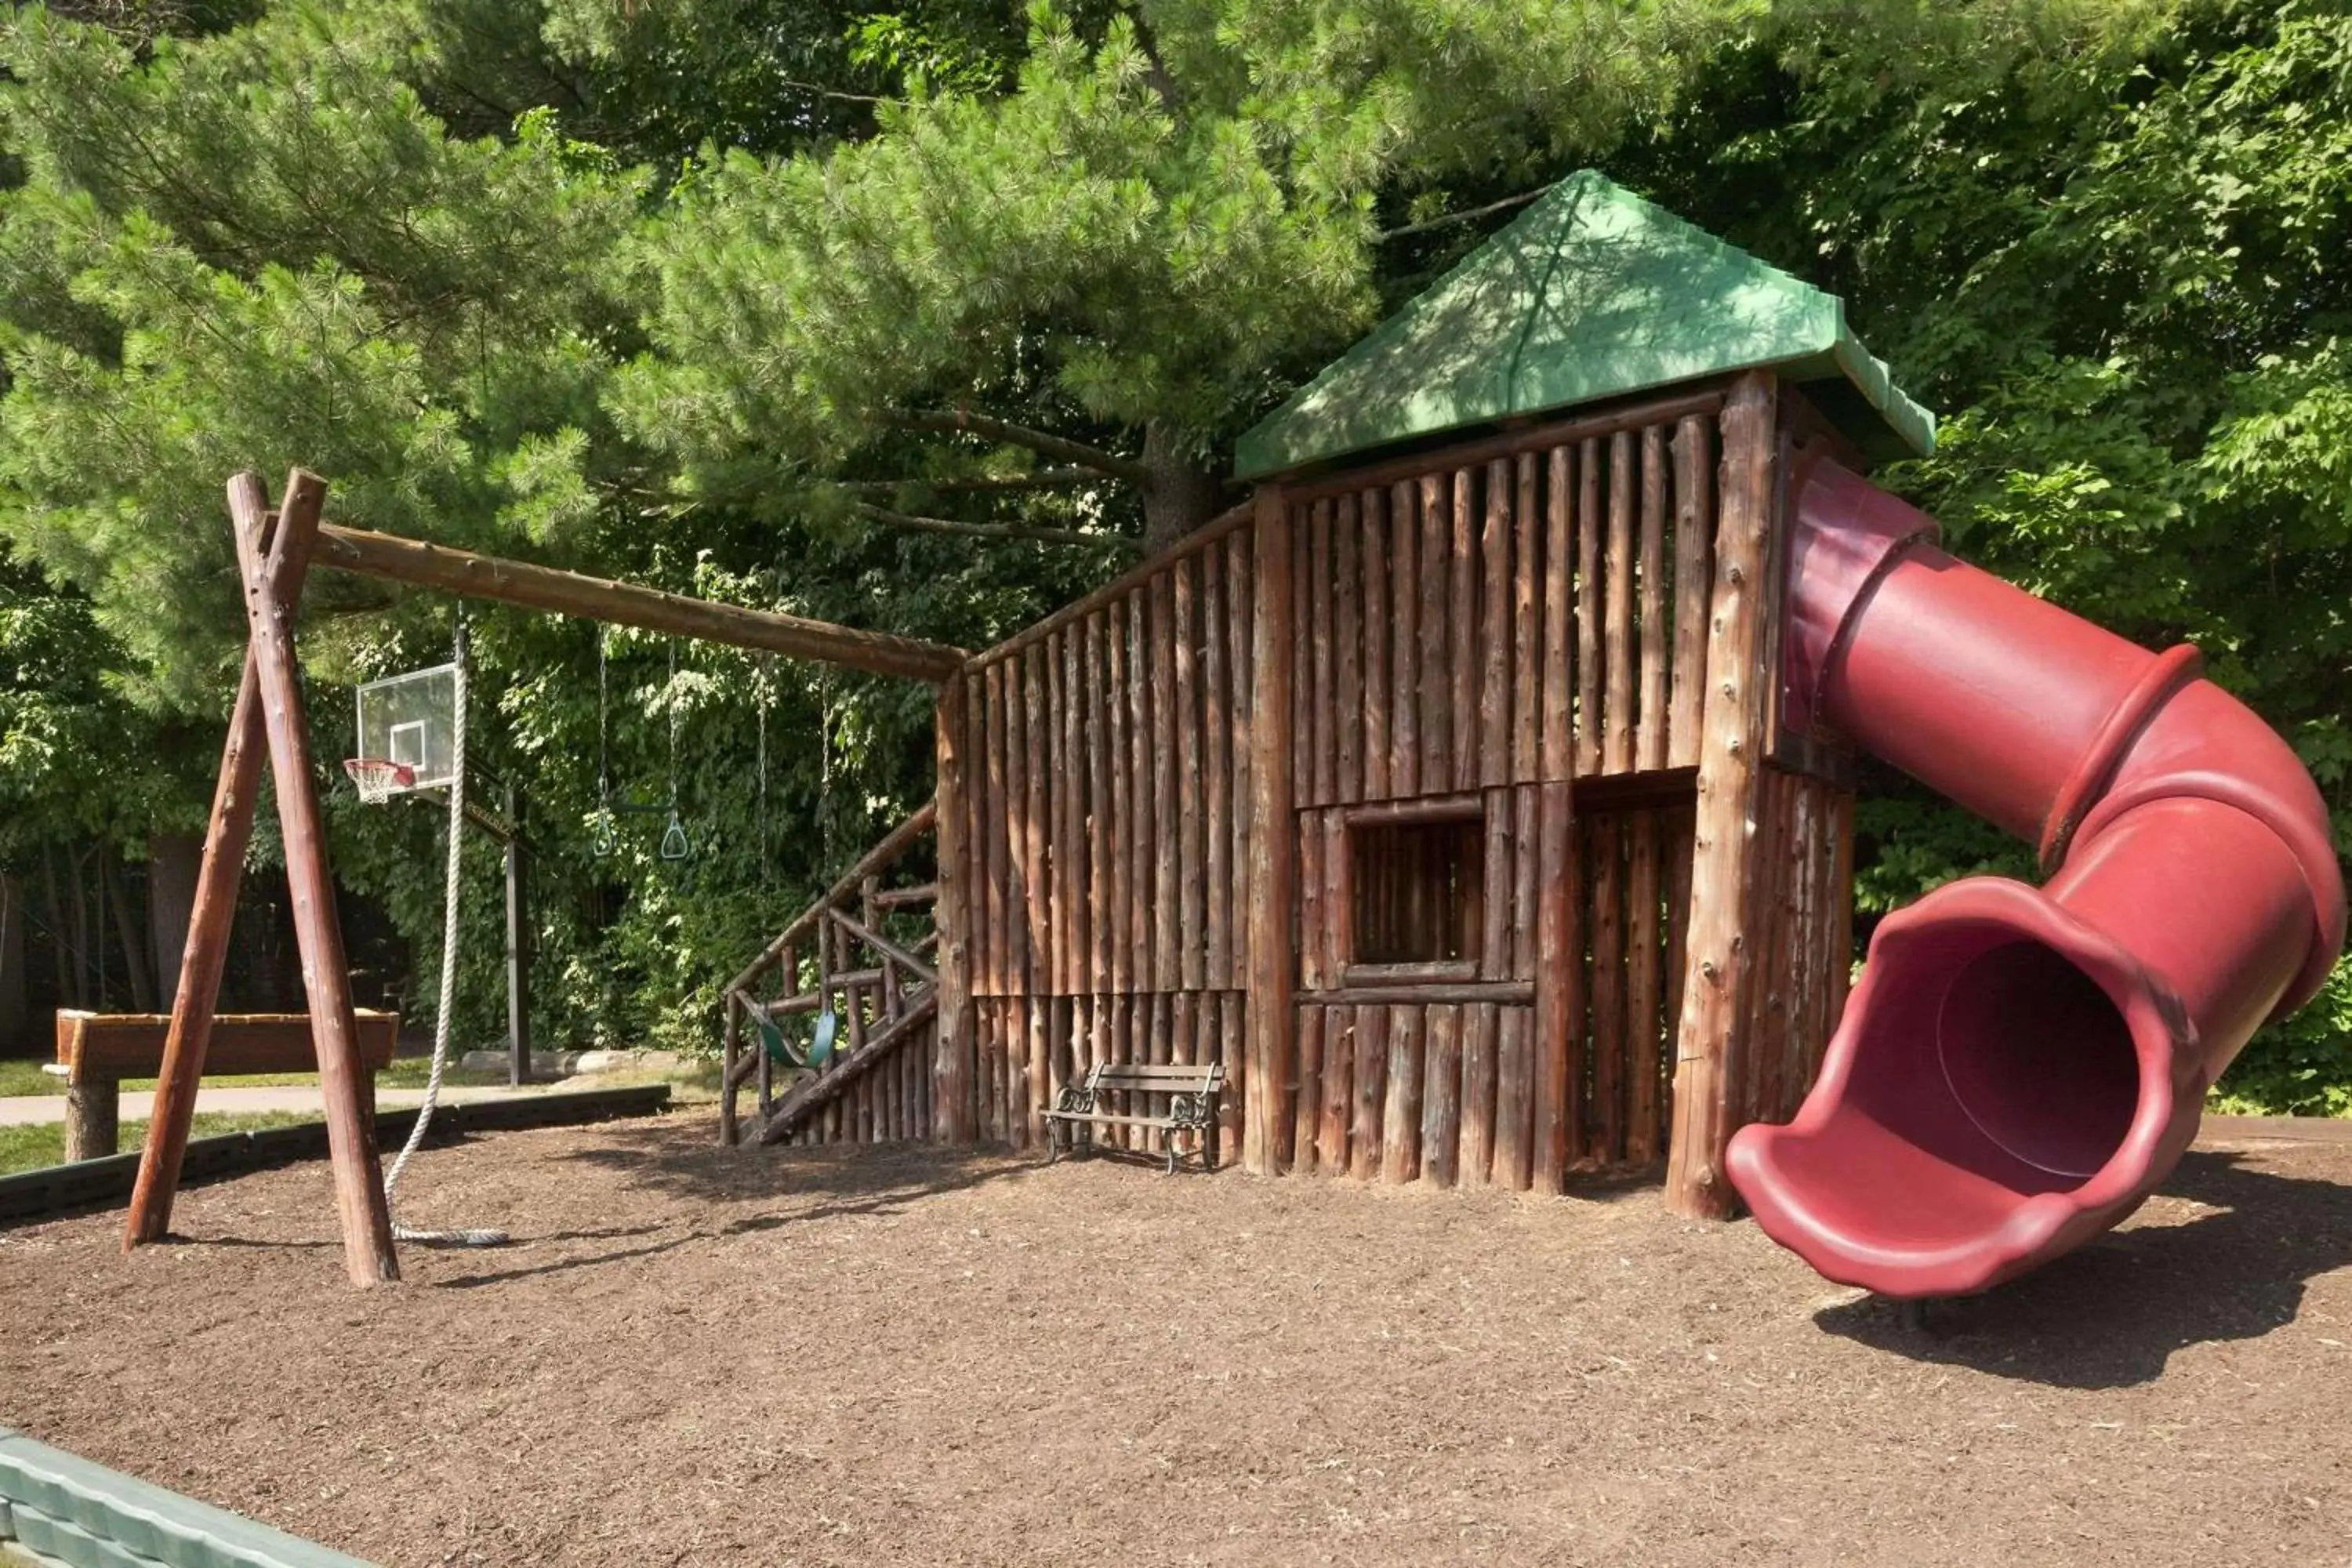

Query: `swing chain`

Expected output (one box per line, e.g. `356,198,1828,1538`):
591,630,618,857
659,640,691,862
756,652,771,902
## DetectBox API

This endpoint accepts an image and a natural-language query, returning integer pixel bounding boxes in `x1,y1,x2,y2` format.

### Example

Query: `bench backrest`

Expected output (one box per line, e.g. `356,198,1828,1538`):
1083,1061,1224,1095
53,1011,401,1078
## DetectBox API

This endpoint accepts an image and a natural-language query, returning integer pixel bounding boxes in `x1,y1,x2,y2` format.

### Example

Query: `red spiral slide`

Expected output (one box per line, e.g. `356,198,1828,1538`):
1727,456,2347,1298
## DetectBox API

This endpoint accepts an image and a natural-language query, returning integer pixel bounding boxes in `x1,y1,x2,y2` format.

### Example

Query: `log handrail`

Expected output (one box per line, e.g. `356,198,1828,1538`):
826,907,938,989
724,800,938,996
720,800,940,1146
756,994,939,1145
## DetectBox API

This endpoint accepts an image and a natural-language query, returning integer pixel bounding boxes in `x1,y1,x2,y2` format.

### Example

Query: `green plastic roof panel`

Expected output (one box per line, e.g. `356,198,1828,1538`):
1234,170,1936,480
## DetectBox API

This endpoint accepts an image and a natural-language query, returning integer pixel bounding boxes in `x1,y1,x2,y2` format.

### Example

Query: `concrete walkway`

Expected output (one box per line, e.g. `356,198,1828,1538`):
0,1082,563,1127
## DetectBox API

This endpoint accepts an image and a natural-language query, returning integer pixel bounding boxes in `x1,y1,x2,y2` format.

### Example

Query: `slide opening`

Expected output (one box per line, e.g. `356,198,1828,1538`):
1935,940,2139,1180
1730,898,2171,1284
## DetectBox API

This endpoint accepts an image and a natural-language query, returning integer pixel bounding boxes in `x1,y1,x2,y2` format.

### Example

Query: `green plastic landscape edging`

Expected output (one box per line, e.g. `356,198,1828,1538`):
0,1428,374,1568
0,1084,673,1225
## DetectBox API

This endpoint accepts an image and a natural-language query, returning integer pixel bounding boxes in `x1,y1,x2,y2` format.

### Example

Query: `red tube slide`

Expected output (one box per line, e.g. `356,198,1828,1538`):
1727,457,2346,1298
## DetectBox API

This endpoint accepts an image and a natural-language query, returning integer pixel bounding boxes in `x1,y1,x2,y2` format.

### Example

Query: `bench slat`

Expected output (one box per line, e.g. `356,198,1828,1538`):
1087,1062,1221,1077
1045,1110,1198,1130
1084,1066,1221,1085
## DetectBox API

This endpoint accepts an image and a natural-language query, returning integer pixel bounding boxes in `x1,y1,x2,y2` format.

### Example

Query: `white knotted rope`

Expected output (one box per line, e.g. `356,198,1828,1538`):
383,627,508,1248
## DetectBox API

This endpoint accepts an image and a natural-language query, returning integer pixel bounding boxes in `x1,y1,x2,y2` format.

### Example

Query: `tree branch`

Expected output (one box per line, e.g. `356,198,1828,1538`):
855,503,1138,552
1377,183,1556,243
1123,9,1186,119
880,408,1150,486
837,467,1102,495
779,78,900,107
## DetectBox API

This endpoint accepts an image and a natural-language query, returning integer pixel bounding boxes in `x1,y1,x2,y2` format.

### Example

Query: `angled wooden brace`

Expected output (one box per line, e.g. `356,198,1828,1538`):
124,470,400,1286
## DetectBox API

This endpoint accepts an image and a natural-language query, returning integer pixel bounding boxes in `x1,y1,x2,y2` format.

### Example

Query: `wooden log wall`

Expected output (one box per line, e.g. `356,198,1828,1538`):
1274,394,1733,1189
936,381,1858,1194
945,509,1258,1158
1732,770,1856,1131
1283,397,1721,808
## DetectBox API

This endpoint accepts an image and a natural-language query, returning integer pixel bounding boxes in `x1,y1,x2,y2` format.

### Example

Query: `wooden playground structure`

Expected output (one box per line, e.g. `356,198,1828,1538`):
134,172,1939,1285
732,174,1937,1229
909,374,1858,1210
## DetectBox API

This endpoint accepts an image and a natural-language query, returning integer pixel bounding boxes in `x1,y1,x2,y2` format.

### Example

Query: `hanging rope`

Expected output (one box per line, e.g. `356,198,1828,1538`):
383,619,508,1249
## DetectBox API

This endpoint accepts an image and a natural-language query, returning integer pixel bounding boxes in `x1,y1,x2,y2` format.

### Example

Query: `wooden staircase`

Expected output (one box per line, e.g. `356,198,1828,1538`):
720,802,942,1147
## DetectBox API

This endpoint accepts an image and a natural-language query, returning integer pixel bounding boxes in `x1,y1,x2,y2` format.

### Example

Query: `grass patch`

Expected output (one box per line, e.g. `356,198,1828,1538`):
0,1058,60,1097
0,1111,316,1179
3,1051,712,1110
0,1058,514,1097
379,1059,510,1091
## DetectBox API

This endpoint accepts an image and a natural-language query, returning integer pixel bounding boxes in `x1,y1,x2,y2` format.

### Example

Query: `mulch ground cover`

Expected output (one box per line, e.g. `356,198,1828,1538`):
3,1112,2349,1566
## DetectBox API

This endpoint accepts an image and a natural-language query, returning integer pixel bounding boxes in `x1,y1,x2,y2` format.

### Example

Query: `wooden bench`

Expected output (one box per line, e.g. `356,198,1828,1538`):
1045,1061,1224,1173
49,1010,401,1162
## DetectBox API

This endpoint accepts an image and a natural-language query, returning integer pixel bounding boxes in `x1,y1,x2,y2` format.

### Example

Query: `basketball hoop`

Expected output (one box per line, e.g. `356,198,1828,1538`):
343,757,416,805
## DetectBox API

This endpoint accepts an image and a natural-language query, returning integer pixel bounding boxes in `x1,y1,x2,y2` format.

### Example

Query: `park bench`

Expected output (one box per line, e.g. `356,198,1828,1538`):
49,1009,400,1162
1045,1060,1224,1174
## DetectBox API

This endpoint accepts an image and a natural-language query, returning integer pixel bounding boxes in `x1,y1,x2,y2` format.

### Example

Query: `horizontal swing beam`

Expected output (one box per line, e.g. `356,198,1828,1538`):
311,522,971,684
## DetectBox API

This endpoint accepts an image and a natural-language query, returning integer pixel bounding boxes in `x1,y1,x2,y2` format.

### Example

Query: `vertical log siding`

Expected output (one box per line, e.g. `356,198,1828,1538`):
932,387,1850,1190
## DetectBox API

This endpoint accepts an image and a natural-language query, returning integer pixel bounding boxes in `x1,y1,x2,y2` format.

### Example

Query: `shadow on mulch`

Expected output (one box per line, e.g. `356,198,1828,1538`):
552,1123,1033,1205
1817,1149,2352,1388
429,1124,1038,1290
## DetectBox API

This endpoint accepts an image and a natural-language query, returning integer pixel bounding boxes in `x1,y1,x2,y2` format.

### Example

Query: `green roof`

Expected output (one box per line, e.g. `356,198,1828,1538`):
1234,170,1936,480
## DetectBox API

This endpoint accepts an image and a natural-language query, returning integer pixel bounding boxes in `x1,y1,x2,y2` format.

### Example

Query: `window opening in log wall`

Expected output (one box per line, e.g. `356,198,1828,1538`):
1348,812,1486,973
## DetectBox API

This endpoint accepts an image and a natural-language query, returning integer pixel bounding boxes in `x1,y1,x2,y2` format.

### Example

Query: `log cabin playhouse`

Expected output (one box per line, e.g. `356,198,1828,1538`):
728,172,1940,1219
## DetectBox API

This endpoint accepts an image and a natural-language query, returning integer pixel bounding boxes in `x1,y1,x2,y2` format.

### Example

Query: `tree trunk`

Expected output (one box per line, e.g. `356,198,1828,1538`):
0,873,26,1055
1140,420,1225,555
41,844,73,1009
71,845,93,1006
148,832,203,1003
102,841,158,1014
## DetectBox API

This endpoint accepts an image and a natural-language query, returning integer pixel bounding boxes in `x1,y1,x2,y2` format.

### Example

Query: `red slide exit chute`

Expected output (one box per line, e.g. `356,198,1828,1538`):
1728,457,2345,1298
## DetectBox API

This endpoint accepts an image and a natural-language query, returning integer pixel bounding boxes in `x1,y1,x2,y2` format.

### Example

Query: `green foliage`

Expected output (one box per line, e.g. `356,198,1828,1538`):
1,0,2346,1106
616,0,1781,514
0,549,193,851
1636,0,2352,1109
2210,964,2352,1116
0,2,648,702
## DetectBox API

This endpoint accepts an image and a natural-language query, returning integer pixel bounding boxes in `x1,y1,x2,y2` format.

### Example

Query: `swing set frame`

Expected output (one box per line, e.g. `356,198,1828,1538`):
124,468,967,1286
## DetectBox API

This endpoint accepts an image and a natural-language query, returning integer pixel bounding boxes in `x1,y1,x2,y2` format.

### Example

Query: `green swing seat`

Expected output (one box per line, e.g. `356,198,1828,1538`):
753,1002,838,1071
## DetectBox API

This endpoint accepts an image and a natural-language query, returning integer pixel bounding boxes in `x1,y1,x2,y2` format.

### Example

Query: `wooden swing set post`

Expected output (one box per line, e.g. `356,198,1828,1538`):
239,472,401,1284
122,523,296,1247
504,782,532,1088
126,470,401,1286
